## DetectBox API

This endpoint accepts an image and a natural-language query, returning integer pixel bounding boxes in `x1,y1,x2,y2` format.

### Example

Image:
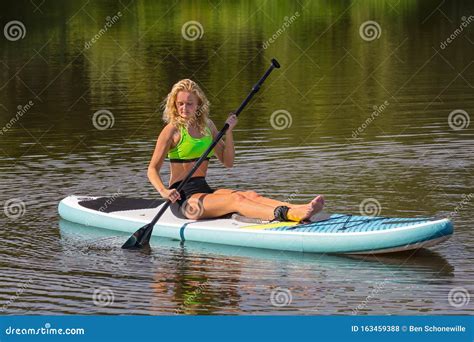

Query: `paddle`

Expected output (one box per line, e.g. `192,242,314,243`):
122,58,281,249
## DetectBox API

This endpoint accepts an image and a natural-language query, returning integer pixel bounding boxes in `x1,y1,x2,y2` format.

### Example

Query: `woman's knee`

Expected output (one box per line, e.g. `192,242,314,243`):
243,190,260,200
230,192,247,204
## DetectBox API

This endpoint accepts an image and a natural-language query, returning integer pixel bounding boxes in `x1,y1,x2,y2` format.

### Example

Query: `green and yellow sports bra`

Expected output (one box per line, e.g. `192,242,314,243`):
167,125,215,163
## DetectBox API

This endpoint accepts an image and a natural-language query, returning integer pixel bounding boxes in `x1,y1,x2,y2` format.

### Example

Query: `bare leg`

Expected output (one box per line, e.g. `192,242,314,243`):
247,193,325,215
213,189,292,207
184,192,275,220
213,189,323,211
184,192,324,222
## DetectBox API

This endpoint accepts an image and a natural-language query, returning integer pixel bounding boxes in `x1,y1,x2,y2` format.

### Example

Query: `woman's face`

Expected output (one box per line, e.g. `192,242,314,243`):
176,91,199,120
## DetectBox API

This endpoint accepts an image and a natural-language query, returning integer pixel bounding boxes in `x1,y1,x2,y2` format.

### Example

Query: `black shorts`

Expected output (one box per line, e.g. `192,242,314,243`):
169,177,214,206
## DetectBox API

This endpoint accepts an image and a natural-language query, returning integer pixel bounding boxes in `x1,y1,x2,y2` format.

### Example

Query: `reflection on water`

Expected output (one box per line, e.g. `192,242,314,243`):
35,219,455,315
0,0,473,315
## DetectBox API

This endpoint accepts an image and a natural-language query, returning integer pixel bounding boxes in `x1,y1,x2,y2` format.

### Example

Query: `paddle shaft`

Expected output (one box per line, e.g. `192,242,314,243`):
139,60,280,244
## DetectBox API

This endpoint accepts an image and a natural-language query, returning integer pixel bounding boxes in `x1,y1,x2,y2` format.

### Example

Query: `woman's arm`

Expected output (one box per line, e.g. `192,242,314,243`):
209,115,236,168
147,124,181,202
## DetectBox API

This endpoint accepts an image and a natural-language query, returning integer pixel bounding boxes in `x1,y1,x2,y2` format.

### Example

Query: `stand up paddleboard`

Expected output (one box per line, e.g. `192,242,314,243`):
58,196,453,254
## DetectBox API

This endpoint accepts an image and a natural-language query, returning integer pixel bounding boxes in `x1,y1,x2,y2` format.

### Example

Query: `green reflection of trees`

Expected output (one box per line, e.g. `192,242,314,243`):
0,0,470,158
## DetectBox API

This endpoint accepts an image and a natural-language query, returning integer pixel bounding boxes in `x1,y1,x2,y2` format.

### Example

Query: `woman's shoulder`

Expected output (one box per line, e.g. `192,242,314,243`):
159,123,181,141
161,123,180,134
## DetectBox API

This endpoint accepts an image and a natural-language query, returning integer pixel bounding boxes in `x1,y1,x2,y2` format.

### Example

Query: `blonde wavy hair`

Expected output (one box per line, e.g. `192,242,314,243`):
162,79,210,134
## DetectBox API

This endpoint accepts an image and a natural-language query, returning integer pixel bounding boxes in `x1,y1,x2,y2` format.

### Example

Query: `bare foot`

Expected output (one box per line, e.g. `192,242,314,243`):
310,195,325,213
287,195,325,222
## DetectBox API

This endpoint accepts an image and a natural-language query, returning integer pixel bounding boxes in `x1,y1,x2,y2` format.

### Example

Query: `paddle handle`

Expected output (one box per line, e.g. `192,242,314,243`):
234,58,280,117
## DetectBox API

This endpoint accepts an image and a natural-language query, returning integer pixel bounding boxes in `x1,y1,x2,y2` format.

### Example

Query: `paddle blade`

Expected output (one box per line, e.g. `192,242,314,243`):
121,224,152,249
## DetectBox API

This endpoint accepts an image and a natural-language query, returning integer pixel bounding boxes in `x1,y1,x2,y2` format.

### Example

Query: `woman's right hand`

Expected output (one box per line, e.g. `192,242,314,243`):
160,188,181,203
225,113,238,132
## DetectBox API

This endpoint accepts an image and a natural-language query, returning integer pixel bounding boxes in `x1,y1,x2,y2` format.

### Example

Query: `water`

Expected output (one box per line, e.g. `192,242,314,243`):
0,0,473,315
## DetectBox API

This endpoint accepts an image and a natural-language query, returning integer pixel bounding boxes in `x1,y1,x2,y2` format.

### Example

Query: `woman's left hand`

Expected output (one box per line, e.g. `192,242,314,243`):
226,113,238,131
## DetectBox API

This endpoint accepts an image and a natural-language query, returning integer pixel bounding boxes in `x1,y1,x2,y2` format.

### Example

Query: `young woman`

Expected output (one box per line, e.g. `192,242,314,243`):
147,79,324,222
